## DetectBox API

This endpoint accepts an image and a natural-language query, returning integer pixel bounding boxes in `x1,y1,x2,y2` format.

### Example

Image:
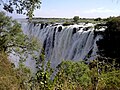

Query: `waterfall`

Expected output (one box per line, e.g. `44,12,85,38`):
21,22,104,68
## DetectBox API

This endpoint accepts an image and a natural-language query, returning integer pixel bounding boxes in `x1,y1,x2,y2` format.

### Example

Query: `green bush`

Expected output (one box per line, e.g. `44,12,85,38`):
62,21,74,26
54,61,91,90
73,16,80,23
1,54,120,90
28,58,120,90
89,60,120,90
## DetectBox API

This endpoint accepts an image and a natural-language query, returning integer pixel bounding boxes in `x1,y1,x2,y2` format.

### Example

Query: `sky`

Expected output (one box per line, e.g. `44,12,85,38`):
5,0,120,18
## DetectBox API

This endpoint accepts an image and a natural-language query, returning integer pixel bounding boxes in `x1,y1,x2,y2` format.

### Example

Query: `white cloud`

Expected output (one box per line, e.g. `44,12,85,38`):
84,7,119,14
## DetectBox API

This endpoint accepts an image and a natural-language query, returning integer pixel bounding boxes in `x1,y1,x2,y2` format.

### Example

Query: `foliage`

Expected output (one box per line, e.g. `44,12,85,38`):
31,61,54,90
73,16,79,23
24,54,120,90
0,52,18,90
89,60,120,90
1,52,120,90
62,21,74,26
0,12,40,89
52,60,120,90
0,11,40,62
0,52,31,90
106,17,120,32
99,70,120,90
94,17,102,21
54,61,91,90
0,11,120,90
0,0,41,19
24,50,54,90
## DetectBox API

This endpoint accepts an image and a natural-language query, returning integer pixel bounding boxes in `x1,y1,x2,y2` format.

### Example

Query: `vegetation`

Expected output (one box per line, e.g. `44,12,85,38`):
26,59,120,90
94,17,102,21
0,11,40,62
73,16,80,23
0,52,31,90
62,21,74,26
30,17,105,25
54,61,91,90
0,0,41,19
26,16,120,90
1,51,120,90
0,10,120,90
0,11,40,89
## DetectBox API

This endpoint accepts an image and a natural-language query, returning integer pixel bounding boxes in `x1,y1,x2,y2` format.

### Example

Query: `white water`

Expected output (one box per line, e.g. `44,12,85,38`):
21,22,103,68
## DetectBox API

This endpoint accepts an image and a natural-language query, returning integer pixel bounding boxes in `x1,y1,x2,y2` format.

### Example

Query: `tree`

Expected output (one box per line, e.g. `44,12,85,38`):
0,11,40,61
0,0,41,19
94,17,102,21
73,16,79,23
0,11,40,89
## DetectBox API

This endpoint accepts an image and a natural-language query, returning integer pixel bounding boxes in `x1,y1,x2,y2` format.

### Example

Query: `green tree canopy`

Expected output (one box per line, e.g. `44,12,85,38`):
73,16,79,23
94,17,102,21
0,11,40,61
0,0,41,19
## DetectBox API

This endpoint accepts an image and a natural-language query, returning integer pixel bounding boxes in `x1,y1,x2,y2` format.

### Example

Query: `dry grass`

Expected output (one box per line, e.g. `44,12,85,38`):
0,52,20,90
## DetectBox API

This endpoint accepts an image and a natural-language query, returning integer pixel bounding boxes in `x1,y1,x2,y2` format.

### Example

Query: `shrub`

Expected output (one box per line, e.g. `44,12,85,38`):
54,61,91,90
89,60,120,90
73,16,80,23
94,18,102,21
62,21,74,26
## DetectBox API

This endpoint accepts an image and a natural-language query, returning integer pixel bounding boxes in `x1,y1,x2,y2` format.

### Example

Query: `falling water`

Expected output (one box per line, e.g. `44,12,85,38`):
21,22,104,68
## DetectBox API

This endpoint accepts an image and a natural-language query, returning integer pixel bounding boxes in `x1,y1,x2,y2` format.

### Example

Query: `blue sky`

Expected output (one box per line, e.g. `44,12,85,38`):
7,0,120,18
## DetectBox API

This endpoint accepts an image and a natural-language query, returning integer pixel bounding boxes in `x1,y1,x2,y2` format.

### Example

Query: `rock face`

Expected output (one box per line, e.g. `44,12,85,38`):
22,22,103,68
97,18,120,63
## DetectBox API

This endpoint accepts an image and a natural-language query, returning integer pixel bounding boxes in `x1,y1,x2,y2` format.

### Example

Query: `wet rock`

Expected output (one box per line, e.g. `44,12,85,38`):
72,28,77,34
58,26,62,32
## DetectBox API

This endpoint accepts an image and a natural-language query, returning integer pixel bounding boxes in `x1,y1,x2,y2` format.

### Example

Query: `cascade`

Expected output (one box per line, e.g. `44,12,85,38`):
21,22,104,68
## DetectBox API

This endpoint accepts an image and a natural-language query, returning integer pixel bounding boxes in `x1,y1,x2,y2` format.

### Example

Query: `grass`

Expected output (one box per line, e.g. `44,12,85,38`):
0,52,31,90
0,52,20,90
